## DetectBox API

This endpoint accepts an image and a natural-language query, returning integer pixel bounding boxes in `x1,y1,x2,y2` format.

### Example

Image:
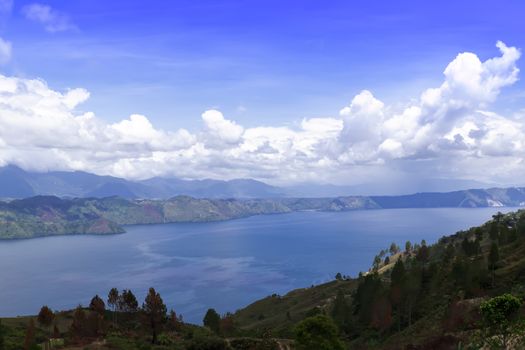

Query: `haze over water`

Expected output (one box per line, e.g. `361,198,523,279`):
0,208,511,323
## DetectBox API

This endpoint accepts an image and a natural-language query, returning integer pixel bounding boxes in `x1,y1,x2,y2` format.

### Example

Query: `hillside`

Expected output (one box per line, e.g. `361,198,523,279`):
2,191,525,239
232,209,525,349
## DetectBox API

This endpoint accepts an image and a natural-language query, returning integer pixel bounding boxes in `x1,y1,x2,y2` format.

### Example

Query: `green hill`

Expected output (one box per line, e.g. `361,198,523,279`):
232,209,525,349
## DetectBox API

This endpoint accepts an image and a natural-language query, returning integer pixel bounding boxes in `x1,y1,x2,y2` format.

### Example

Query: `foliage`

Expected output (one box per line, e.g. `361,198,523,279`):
203,309,221,334
294,315,344,350
89,294,106,315
479,294,524,348
37,306,54,329
142,287,167,344
120,289,139,313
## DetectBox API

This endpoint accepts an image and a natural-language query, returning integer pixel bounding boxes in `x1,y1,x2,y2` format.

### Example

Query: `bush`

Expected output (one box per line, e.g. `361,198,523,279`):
294,315,344,350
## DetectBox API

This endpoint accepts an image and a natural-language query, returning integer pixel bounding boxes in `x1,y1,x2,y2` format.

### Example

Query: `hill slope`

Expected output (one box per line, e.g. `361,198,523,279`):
233,209,525,349
1,192,525,239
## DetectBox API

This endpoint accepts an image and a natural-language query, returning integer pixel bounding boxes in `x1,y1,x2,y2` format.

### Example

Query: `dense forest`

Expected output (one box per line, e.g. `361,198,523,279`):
2,210,525,349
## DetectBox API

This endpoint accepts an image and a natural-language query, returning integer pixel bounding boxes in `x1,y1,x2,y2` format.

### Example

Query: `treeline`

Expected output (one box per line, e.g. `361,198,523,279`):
11,286,282,350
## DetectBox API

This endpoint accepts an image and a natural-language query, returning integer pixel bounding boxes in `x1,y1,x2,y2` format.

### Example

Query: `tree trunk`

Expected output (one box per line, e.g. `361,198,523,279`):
408,302,412,327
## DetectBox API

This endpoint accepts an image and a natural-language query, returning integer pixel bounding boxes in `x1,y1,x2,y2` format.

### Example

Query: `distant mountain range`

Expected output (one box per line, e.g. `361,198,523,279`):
0,165,500,199
1,187,525,239
0,165,284,199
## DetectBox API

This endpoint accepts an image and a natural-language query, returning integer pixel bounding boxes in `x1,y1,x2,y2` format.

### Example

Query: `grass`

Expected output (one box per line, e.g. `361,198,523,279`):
233,279,357,337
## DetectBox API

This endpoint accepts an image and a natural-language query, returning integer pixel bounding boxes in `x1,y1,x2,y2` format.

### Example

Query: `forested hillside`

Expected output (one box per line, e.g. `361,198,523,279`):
233,210,525,349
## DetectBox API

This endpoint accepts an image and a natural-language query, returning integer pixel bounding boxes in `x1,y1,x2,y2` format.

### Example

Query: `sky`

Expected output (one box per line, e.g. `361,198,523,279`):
0,0,525,188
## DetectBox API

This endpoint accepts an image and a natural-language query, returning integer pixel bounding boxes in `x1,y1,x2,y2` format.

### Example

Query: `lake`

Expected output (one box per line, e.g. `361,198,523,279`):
0,207,512,323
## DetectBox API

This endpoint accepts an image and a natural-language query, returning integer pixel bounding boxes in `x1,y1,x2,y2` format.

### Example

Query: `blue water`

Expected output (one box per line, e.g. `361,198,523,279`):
0,208,511,323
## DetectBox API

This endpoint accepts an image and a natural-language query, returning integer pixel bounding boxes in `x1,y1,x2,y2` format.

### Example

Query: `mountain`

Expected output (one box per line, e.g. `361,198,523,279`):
0,166,35,198
0,165,284,199
2,187,525,239
139,177,284,199
0,196,125,239
285,178,496,197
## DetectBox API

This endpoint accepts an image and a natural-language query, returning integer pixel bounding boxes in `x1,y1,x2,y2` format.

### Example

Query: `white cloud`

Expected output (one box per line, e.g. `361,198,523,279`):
0,37,11,64
201,109,244,144
0,41,523,186
22,3,75,32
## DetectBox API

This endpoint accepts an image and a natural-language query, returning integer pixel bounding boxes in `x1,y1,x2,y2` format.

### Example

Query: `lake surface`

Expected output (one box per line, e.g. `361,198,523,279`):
0,207,512,323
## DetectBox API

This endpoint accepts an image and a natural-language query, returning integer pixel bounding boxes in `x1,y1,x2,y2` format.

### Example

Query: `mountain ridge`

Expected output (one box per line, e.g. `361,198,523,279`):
1,187,525,239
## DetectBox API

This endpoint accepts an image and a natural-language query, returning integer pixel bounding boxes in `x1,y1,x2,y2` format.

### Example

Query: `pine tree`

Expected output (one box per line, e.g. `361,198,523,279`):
203,308,221,334
37,305,54,347
107,288,119,326
23,319,35,350
142,287,167,344
331,290,349,330
70,305,87,341
89,295,106,316
0,320,4,350
488,242,500,287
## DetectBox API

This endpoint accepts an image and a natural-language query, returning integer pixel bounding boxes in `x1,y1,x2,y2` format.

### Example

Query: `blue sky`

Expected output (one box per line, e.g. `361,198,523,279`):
1,1,525,189
4,0,524,128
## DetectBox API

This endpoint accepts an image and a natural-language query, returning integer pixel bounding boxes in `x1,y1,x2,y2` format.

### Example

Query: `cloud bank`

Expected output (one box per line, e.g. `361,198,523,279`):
0,42,523,185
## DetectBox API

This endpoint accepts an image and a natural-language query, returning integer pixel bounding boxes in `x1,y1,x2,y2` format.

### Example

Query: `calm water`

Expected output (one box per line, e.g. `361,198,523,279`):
0,208,512,323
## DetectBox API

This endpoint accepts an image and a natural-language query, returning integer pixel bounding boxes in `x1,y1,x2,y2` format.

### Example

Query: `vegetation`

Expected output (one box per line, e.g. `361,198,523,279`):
294,315,344,350
232,210,525,348
5,188,525,239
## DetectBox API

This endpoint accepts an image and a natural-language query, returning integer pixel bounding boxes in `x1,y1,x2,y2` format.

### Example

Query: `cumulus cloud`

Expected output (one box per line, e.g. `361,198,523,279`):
22,3,76,32
0,41,523,185
201,109,244,145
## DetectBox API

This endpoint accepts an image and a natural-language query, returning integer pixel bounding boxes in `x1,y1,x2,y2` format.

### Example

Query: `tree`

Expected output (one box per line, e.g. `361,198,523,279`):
335,272,342,280
405,241,412,254
89,295,106,316
86,311,104,338
488,242,500,287
390,259,406,331
416,245,430,262
389,242,400,255
0,320,4,350
168,309,182,332
479,294,523,348
474,227,483,241
370,296,392,331
219,313,235,336
372,255,382,271
294,315,344,350
331,290,349,330
23,319,36,350
53,325,60,339
107,288,119,326
119,289,138,313
37,305,54,346
489,222,499,241
404,270,422,327
203,308,221,334
70,305,87,341
142,287,167,344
